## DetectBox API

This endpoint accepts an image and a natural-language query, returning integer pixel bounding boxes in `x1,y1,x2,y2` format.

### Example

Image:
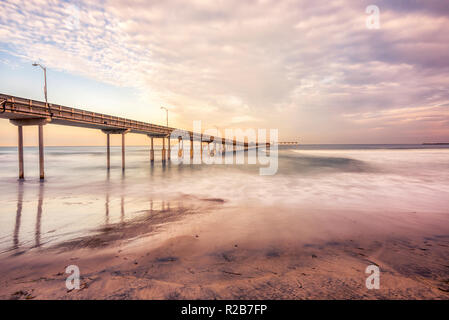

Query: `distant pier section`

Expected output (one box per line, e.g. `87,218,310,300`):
278,141,300,145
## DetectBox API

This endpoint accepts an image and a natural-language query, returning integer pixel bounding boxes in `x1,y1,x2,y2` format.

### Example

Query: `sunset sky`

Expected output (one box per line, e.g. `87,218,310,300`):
0,0,448,146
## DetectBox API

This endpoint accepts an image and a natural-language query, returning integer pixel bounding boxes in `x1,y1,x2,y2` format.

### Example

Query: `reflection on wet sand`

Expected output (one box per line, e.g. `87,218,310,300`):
105,172,126,225
121,196,124,223
12,182,44,251
8,175,226,252
35,183,44,248
12,182,23,250
54,195,224,250
105,192,110,225
121,174,125,223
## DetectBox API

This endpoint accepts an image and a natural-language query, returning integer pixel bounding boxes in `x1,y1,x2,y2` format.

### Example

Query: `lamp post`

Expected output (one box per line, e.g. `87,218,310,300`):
32,62,52,117
160,106,168,127
161,106,169,161
32,62,49,179
32,63,47,103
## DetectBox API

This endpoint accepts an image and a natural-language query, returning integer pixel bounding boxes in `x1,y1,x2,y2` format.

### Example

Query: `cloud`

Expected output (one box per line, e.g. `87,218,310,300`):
0,0,448,142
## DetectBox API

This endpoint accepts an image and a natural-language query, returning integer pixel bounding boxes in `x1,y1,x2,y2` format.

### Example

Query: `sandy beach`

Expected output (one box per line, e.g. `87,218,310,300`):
1,196,448,300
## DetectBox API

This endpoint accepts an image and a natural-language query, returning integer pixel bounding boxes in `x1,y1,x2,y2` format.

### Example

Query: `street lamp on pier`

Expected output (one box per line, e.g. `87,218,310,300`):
160,106,168,127
32,63,48,103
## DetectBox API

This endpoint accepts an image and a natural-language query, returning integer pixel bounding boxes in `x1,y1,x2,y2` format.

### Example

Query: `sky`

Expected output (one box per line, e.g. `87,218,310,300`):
0,0,448,146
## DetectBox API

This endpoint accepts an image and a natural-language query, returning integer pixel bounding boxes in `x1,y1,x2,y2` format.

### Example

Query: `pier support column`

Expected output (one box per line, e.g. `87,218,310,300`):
39,125,44,180
167,136,171,161
10,118,50,180
18,126,24,180
101,128,130,171
121,132,125,171
106,133,110,170
162,137,166,163
178,137,183,158
147,134,168,165
150,136,154,164
190,136,194,159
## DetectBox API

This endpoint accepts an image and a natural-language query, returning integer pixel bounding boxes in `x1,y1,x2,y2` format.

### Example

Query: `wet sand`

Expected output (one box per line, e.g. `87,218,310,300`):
0,197,448,300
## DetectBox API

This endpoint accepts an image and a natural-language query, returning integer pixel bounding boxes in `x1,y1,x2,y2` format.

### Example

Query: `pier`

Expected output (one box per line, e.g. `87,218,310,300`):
278,142,300,145
0,93,265,179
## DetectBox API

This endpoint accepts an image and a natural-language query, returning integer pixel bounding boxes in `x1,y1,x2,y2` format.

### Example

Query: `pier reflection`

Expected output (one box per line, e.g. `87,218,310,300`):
8,177,223,252
35,182,44,248
105,171,110,225
120,172,125,223
105,191,110,225
13,182,23,250
12,181,44,251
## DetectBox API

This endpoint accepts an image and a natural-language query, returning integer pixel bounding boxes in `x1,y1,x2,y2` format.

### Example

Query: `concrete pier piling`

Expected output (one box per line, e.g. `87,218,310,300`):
121,132,125,171
38,125,44,179
10,117,50,180
150,136,154,164
167,136,171,161
148,134,169,165
162,137,166,163
18,125,24,180
178,137,183,158
101,128,129,171
106,133,111,170
200,141,203,159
